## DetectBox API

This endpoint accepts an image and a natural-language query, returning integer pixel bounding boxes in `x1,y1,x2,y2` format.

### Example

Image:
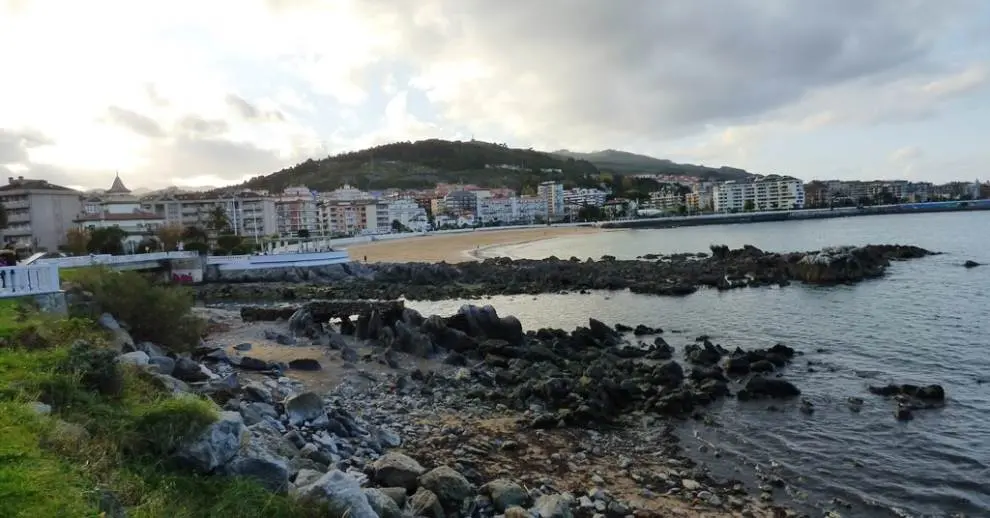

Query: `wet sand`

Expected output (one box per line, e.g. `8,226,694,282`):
344,227,601,263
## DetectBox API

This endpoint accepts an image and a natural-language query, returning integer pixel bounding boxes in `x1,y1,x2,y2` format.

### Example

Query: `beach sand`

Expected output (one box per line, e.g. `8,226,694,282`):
345,226,600,263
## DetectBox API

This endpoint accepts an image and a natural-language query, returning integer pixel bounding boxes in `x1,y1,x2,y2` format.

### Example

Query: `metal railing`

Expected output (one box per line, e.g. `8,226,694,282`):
0,264,61,298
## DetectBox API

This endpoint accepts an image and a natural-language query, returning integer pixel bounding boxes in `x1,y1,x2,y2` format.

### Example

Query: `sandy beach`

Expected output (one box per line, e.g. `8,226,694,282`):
345,226,601,263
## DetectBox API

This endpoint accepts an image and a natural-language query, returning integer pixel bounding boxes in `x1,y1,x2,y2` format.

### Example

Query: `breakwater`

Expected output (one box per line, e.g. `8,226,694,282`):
603,199,990,229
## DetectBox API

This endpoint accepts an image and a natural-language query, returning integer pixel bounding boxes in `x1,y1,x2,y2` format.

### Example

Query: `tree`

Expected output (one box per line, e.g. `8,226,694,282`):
390,219,406,233
215,233,243,255
677,204,688,215
743,200,755,212
207,206,231,234
65,228,90,255
87,227,127,255
182,225,209,243
297,229,310,239
155,224,184,251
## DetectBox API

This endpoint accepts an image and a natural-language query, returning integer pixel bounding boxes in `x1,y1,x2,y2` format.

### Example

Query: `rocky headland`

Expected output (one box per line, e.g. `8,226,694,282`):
199,244,932,302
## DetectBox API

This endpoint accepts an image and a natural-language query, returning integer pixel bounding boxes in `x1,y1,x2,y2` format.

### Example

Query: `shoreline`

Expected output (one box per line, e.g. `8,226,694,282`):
197,304,809,517
603,199,990,230
345,226,601,264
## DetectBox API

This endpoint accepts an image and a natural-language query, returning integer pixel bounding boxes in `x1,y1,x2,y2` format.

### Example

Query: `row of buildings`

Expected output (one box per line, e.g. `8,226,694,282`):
0,175,569,251
1,171,985,252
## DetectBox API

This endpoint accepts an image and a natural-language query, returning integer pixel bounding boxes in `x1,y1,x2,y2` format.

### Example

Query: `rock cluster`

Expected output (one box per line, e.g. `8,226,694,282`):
197,244,932,301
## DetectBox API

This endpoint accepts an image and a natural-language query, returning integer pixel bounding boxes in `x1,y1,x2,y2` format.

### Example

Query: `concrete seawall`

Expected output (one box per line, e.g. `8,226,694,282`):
603,200,990,230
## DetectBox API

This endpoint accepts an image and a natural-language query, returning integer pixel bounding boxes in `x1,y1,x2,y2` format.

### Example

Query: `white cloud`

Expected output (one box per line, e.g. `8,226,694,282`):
1,0,989,188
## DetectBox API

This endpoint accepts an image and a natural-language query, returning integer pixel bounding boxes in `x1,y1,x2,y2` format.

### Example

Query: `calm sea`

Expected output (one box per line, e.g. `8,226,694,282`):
409,211,990,517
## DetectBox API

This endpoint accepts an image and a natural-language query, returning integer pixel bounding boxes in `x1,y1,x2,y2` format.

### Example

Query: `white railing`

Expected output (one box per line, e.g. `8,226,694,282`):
206,254,254,265
0,264,61,298
36,251,200,268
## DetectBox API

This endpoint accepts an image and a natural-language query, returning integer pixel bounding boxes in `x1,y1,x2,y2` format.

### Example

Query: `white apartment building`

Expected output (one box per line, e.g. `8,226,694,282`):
142,191,278,239
517,195,548,222
386,198,429,232
713,176,805,213
538,181,565,217
0,176,83,250
477,197,517,224
563,188,607,208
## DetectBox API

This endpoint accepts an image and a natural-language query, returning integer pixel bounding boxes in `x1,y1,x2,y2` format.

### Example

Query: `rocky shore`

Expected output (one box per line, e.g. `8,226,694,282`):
103,294,895,518
197,244,932,302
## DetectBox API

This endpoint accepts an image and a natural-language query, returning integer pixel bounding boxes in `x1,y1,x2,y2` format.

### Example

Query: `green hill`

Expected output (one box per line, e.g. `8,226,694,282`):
239,139,601,193
552,149,755,181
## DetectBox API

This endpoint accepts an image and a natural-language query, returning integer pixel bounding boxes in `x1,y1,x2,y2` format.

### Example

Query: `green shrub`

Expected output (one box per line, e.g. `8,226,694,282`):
60,340,123,398
65,268,204,353
125,395,218,456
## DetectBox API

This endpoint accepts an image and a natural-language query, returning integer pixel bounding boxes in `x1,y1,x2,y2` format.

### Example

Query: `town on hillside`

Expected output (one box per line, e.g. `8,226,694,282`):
0,170,987,256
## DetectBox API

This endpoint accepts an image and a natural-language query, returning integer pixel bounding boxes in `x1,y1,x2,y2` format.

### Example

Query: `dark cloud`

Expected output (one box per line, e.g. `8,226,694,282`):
175,115,230,137
105,106,166,138
351,0,982,141
225,94,285,122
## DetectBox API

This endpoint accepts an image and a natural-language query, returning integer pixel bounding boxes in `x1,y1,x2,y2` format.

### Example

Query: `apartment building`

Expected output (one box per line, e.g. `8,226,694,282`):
537,181,565,217
318,199,390,235
713,176,805,213
142,191,278,239
477,196,517,224
386,198,429,232
563,188,607,208
517,195,548,222
685,183,715,212
649,189,685,212
0,176,83,251
275,186,319,236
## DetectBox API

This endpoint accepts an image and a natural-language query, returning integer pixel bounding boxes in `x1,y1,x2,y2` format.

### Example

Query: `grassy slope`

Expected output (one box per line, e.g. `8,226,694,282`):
0,297,324,518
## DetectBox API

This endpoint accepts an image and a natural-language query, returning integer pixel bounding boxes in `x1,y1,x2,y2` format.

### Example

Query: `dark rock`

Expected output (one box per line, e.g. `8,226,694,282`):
233,342,252,351
739,376,801,399
285,392,325,426
288,358,322,371
963,260,981,268
235,356,271,371
173,358,208,382
370,452,426,490
418,466,474,513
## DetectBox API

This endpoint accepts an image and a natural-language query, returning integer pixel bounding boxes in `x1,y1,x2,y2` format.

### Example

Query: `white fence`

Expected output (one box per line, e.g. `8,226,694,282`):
36,251,200,269
0,264,61,298
213,250,351,271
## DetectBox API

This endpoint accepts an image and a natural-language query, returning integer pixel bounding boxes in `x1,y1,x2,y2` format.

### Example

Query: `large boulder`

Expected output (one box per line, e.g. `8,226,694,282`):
418,466,474,513
296,470,377,518
98,313,134,352
284,392,324,426
370,451,425,490
175,411,246,472
364,488,403,518
534,494,574,518
480,479,530,511
408,488,445,518
221,436,290,493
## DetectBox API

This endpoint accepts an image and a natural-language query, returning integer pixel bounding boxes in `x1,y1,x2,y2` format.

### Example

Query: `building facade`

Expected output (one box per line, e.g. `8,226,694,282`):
142,191,278,240
0,176,83,251
75,175,165,245
275,186,319,236
713,176,805,213
386,198,429,232
563,188,607,208
538,181,565,217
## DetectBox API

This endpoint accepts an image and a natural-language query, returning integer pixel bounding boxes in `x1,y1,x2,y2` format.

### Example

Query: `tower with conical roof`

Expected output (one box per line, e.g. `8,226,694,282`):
106,171,131,195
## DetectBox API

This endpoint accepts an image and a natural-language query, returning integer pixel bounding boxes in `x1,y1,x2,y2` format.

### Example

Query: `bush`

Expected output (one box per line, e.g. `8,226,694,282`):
65,268,205,353
61,340,123,397
126,395,217,456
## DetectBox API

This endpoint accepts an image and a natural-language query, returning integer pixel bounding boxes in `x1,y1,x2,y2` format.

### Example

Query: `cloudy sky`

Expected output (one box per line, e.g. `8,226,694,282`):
1,0,988,190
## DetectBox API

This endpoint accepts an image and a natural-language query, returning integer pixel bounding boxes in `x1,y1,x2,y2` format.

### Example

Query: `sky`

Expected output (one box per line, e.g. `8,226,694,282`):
1,0,989,191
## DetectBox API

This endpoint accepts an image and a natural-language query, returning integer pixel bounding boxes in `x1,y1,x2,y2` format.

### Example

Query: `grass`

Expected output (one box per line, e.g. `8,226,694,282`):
0,296,328,518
